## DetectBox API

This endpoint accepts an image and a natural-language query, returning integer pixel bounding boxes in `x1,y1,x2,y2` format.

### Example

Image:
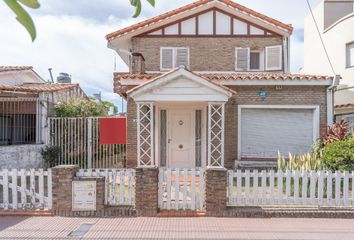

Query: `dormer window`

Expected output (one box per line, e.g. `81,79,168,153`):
160,47,190,71
235,45,282,72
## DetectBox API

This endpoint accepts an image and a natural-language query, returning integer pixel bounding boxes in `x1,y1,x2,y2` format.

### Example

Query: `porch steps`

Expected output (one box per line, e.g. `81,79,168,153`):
158,210,206,217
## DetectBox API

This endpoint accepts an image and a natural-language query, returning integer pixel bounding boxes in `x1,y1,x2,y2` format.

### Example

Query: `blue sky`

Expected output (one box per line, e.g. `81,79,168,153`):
0,0,321,112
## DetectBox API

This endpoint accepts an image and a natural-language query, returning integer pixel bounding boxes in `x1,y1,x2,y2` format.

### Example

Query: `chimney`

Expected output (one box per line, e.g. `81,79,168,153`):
131,52,145,74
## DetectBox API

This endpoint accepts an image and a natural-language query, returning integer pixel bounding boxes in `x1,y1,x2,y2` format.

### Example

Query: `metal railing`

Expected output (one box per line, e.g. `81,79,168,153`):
0,98,40,146
49,117,126,168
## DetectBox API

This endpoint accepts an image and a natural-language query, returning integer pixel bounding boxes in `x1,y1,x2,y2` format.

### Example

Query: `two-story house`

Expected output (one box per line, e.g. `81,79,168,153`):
303,0,354,132
106,0,334,169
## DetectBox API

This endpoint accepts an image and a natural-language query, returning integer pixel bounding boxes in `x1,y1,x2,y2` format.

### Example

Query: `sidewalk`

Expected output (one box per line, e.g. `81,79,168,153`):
0,216,354,239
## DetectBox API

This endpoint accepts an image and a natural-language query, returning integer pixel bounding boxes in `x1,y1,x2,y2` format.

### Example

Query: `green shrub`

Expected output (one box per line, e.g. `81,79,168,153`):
41,146,61,168
322,138,354,171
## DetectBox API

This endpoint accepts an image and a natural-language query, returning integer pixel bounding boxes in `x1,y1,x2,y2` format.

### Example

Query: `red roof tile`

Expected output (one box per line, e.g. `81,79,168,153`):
0,83,79,93
114,72,333,81
335,104,354,109
106,0,293,40
0,66,33,73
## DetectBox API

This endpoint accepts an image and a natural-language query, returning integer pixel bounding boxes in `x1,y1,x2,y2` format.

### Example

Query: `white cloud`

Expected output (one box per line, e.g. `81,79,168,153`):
0,0,322,111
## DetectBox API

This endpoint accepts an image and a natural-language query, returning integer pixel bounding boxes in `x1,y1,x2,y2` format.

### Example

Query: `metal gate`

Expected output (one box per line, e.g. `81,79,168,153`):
158,168,205,210
48,117,126,168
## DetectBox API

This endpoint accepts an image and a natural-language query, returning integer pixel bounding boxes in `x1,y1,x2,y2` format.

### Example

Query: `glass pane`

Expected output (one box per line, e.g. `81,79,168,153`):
160,110,167,167
195,110,202,167
250,52,260,70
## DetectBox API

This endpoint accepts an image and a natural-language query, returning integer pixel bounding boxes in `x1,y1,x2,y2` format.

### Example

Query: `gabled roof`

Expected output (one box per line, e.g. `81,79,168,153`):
106,0,293,40
128,67,235,101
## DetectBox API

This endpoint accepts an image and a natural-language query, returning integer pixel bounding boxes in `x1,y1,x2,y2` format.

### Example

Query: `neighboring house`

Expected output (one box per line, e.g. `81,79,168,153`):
0,66,85,168
107,0,334,169
303,0,354,132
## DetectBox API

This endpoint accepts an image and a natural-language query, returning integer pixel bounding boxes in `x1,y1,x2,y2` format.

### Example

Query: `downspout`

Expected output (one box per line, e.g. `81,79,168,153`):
327,75,340,125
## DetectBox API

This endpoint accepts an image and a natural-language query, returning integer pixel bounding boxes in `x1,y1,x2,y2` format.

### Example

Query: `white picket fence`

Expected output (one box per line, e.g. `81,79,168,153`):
228,170,354,207
76,169,135,206
0,169,52,210
159,168,205,210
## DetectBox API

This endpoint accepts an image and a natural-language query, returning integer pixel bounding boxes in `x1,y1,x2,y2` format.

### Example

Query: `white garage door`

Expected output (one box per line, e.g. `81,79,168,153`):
240,108,314,159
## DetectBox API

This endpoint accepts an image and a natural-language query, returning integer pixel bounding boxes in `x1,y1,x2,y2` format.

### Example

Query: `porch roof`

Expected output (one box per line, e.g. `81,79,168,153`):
127,67,235,102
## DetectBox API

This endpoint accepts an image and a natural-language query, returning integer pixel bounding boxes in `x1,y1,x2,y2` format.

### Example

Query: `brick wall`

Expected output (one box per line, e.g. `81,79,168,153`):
205,168,227,217
127,97,138,168
125,85,328,169
132,37,283,72
224,85,328,169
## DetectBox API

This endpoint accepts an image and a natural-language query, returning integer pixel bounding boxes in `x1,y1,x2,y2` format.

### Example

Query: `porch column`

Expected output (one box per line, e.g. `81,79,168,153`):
136,102,158,216
136,102,155,167
207,102,225,168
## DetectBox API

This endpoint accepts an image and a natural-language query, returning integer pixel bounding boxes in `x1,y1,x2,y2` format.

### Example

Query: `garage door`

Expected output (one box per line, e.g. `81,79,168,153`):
240,108,314,159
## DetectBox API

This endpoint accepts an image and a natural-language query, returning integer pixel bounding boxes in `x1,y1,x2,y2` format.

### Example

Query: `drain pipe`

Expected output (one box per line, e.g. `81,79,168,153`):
327,74,340,125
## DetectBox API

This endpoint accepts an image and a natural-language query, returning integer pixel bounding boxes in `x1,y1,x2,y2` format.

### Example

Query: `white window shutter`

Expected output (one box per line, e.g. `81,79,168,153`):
265,45,282,71
160,48,174,70
176,48,189,68
235,48,250,71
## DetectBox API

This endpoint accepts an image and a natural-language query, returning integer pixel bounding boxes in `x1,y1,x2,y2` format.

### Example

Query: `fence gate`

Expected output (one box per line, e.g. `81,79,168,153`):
158,168,205,211
49,117,126,168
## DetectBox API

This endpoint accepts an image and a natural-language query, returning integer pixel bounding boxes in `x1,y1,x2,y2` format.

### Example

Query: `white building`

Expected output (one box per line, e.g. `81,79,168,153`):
303,0,354,131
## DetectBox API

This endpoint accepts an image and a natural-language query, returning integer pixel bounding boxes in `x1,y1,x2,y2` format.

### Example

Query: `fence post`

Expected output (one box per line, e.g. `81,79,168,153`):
87,118,93,169
205,167,227,217
135,167,159,216
51,165,79,215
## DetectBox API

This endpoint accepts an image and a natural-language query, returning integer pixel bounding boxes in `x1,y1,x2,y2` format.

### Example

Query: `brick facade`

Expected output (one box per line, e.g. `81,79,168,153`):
205,168,228,217
127,97,138,168
135,167,159,216
132,37,283,72
52,165,79,214
125,85,328,169
223,85,328,169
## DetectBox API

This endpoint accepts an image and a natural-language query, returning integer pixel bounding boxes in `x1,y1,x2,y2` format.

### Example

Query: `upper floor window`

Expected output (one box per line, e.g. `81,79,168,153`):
160,47,189,71
347,42,354,68
235,45,282,71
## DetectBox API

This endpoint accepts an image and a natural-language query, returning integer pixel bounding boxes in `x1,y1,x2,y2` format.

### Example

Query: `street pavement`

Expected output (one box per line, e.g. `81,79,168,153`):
0,216,354,239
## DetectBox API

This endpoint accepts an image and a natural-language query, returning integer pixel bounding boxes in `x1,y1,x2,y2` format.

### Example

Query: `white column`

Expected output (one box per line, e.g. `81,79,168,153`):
207,102,225,168
137,102,154,167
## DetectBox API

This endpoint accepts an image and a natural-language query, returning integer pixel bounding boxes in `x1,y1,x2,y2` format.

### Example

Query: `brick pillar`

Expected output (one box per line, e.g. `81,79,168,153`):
135,167,159,216
205,168,227,217
52,165,79,215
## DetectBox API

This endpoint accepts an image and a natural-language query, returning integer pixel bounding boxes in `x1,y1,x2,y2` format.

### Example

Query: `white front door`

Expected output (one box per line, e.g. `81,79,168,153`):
168,109,195,168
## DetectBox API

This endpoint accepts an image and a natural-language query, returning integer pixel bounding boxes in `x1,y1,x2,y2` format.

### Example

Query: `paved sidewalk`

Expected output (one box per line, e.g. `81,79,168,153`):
0,216,354,239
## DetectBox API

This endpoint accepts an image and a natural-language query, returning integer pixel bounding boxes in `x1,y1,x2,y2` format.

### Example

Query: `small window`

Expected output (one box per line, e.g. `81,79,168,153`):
347,42,354,68
160,47,189,71
250,52,260,70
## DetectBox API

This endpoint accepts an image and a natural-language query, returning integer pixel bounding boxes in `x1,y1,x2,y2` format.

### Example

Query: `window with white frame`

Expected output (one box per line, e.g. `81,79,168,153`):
160,47,189,71
347,42,354,68
235,45,282,71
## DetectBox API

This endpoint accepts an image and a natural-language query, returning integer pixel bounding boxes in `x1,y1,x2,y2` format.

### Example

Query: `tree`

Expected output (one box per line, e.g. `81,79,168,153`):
3,0,155,41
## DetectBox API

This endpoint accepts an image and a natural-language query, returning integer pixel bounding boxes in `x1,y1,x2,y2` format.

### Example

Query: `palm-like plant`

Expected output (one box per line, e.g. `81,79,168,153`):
323,119,348,146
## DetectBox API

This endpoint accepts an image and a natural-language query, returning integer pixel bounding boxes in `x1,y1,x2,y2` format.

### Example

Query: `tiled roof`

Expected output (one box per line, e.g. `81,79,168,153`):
335,104,354,109
126,68,236,95
0,83,79,93
114,72,333,81
106,0,293,40
0,66,33,73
